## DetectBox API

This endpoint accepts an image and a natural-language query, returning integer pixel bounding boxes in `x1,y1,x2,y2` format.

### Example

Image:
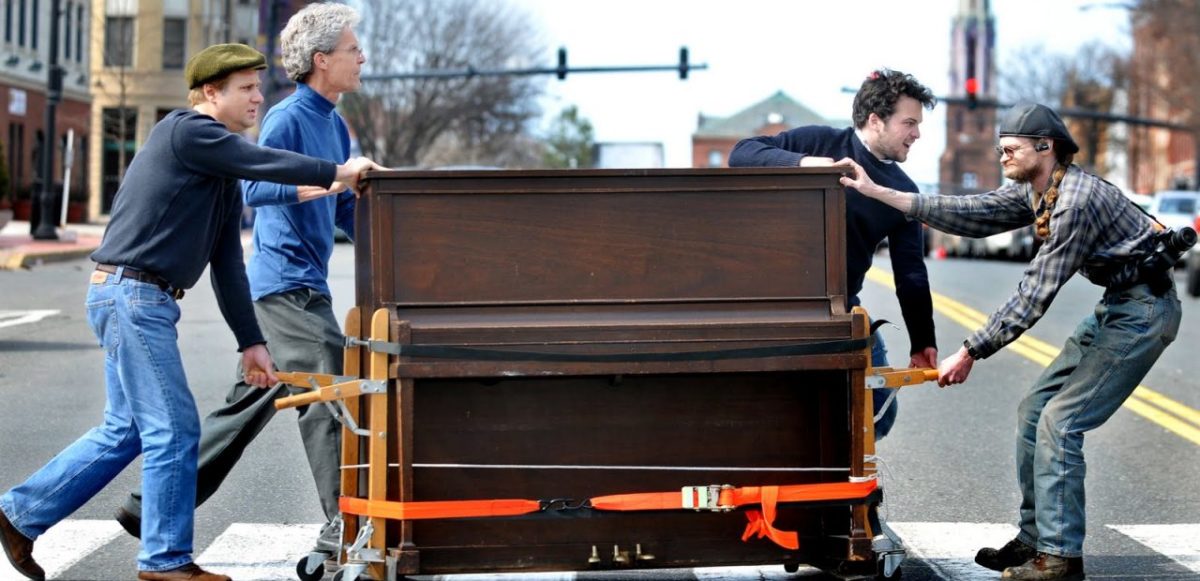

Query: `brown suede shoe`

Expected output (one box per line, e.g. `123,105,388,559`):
976,536,1038,571
1002,552,1086,580
0,510,45,580
137,563,231,581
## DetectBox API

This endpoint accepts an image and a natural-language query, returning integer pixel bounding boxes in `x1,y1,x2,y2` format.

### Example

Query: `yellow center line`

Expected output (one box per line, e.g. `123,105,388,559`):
866,267,1200,445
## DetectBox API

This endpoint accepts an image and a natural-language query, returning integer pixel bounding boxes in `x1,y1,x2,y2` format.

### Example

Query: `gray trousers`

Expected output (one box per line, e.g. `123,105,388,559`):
124,288,343,529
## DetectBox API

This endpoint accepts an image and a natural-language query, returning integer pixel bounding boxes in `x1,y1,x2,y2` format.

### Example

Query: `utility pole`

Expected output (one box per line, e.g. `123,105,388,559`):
32,0,62,239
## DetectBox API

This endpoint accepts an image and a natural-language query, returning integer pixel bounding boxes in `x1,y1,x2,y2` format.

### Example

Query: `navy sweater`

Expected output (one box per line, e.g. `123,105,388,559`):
92,109,337,349
729,126,935,354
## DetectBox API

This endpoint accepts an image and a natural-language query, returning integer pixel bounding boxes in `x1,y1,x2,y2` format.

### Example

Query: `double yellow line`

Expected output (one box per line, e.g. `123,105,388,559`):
866,267,1200,446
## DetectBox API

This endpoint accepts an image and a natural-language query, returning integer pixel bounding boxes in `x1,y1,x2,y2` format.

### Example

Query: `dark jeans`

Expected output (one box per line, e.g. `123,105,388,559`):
123,288,344,546
871,329,899,439
1014,283,1180,557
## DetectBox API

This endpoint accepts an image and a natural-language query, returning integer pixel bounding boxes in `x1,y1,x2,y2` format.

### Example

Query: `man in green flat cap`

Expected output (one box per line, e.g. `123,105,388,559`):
0,44,380,581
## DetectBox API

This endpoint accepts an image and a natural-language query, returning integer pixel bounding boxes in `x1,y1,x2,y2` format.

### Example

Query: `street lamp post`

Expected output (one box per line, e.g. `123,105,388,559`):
32,0,63,240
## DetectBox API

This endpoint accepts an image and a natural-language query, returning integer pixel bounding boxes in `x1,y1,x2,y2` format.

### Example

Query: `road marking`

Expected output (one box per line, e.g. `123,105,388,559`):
694,564,821,578
1109,524,1200,574
0,310,60,329
887,522,1019,580
194,523,322,580
9,520,1200,579
0,519,124,580
867,267,1200,446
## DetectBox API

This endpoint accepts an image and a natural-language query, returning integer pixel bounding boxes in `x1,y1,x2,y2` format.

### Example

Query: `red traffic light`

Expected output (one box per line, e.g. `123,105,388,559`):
965,77,978,95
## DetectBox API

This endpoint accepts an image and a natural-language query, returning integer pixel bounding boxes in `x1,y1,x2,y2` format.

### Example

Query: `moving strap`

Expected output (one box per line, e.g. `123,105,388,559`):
338,479,878,550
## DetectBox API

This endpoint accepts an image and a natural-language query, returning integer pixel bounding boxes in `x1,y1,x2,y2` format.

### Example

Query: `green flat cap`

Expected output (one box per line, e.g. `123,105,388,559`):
185,43,267,89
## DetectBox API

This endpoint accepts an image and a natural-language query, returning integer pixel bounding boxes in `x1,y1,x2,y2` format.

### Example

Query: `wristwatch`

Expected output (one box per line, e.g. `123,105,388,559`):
962,340,983,360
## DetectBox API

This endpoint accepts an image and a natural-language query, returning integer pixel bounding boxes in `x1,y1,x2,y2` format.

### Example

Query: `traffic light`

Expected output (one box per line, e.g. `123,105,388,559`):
965,77,979,110
556,47,567,80
679,46,689,80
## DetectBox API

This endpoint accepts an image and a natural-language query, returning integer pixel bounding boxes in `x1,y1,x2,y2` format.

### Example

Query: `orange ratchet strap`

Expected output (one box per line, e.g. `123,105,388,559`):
339,479,878,550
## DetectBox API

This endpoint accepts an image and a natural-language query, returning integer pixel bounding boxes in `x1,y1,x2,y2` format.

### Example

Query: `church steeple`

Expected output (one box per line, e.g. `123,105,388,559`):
940,0,1001,194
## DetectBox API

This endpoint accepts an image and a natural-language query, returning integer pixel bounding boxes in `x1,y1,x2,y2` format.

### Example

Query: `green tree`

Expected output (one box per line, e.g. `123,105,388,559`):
542,105,595,169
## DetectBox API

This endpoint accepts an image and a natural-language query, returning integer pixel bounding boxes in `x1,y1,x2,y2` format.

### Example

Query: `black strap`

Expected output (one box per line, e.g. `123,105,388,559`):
354,336,871,363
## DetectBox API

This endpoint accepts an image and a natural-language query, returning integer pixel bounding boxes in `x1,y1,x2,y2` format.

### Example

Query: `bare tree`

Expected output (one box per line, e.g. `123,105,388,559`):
998,41,1130,172
999,41,1129,107
343,0,546,168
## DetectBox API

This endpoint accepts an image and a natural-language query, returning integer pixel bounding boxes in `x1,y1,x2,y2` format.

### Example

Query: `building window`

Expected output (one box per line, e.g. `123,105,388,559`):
104,16,133,67
4,0,12,43
17,0,25,46
75,4,83,63
7,123,24,202
29,0,36,49
162,17,186,69
707,149,723,168
101,108,137,213
62,1,70,60
962,172,978,190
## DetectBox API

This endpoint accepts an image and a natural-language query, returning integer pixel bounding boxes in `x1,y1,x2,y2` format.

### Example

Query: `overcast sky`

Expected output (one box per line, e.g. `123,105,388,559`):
511,0,1131,188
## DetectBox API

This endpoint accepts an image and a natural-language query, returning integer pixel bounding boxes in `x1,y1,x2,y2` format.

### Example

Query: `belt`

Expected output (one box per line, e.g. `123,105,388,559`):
95,264,185,300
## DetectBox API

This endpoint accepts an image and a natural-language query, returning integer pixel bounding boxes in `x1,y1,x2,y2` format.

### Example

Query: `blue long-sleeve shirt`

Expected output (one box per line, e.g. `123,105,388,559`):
730,126,936,353
91,109,337,349
243,83,356,300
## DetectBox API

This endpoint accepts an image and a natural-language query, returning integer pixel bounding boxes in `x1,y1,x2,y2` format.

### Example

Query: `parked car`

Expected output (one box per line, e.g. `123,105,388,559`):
928,225,1038,261
1147,190,1198,231
1123,191,1153,213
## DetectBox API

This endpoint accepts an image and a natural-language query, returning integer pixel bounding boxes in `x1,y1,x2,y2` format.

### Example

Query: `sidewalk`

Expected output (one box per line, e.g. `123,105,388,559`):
0,219,106,270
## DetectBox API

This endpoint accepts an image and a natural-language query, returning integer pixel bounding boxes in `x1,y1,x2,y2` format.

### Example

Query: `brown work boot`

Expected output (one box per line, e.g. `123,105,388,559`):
0,510,44,580
1002,552,1086,580
137,563,231,581
976,536,1037,571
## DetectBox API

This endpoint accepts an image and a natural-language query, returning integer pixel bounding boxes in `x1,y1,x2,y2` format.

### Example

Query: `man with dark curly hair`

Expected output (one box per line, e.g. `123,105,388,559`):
730,69,938,439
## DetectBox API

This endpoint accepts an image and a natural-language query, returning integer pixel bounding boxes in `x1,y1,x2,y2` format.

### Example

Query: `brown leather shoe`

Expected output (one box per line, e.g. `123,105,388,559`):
0,510,44,580
137,563,231,581
1002,552,1086,580
976,536,1037,571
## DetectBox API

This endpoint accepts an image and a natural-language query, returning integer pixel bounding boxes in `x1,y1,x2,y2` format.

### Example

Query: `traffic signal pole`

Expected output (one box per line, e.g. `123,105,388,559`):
361,47,704,82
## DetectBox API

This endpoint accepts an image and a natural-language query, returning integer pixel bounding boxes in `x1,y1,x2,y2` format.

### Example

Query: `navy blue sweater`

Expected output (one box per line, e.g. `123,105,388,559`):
729,125,935,354
92,109,337,349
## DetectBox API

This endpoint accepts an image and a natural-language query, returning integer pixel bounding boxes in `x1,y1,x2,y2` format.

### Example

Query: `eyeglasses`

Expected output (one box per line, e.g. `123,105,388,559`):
995,143,1031,159
998,141,1046,157
327,45,363,57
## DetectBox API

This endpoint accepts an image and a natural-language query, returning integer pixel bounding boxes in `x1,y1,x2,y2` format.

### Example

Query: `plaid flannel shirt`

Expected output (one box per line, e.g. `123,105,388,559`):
910,165,1157,359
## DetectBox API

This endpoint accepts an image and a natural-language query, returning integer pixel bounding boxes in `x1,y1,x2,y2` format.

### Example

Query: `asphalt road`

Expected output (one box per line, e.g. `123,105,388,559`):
0,247,1197,580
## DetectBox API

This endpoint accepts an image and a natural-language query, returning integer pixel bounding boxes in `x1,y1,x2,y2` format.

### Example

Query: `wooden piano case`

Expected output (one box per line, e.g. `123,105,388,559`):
334,168,887,580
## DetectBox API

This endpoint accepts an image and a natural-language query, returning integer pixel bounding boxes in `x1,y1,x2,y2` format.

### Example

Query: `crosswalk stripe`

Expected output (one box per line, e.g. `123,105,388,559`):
9,520,1200,579
0,310,60,329
1109,524,1200,574
887,521,1019,580
0,519,124,580
693,564,820,579
194,523,322,580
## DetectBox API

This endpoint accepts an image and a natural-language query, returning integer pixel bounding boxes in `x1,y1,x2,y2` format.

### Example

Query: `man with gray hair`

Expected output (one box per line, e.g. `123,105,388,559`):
115,3,368,570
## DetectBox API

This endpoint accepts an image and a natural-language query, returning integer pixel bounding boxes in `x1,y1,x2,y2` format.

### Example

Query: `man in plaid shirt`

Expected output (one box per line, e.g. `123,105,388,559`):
839,103,1182,581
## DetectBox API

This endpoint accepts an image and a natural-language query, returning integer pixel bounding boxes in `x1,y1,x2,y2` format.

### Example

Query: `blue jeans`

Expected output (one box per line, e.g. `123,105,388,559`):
0,271,200,571
871,330,898,439
1014,283,1180,557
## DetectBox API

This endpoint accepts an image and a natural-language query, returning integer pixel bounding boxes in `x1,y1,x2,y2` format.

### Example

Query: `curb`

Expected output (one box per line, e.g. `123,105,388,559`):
1,245,100,270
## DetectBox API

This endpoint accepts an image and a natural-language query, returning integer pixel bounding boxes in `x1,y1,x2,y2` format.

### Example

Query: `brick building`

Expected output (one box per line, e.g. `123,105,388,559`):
691,90,838,168
1,0,93,223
